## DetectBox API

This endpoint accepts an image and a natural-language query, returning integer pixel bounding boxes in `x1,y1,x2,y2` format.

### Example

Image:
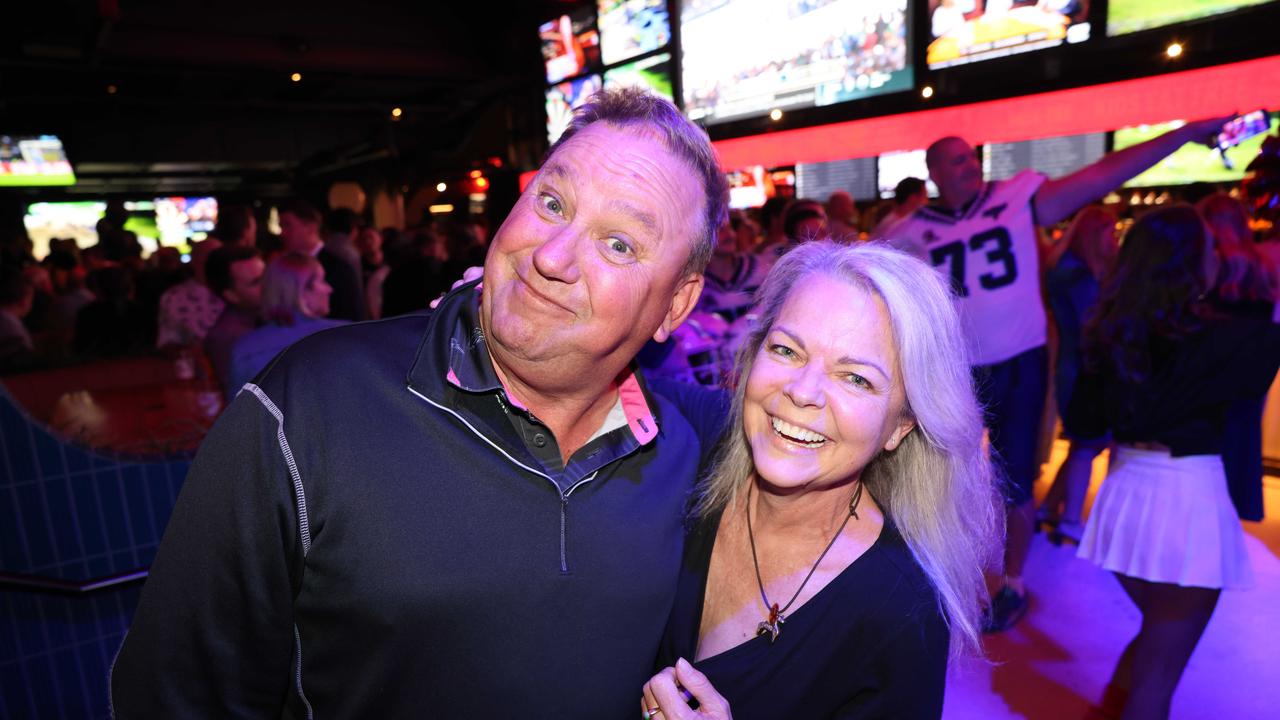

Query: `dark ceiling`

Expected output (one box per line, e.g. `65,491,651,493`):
2,0,577,197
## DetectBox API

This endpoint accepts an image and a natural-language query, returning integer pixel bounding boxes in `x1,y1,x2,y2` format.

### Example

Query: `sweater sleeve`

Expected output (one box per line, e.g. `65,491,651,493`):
110,385,306,717
648,378,733,471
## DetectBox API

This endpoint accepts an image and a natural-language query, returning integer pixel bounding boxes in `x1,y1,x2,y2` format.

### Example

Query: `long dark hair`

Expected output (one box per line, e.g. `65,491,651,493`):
1084,205,1213,383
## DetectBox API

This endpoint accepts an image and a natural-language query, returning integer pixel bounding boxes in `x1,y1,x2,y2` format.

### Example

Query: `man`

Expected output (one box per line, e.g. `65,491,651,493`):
203,244,266,396
825,189,859,241
884,116,1232,633
323,207,366,318
872,176,928,236
0,262,36,373
110,88,730,717
155,237,224,348
277,198,366,321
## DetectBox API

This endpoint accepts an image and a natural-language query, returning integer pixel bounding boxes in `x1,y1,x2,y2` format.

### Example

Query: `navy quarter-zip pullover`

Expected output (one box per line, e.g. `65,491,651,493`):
110,281,730,718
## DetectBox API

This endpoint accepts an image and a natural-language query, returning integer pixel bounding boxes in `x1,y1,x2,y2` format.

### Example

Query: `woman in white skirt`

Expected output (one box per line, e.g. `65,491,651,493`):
1067,205,1280,719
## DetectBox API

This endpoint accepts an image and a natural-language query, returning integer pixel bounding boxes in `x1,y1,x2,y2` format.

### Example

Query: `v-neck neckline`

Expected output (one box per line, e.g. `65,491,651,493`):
690,506,889,664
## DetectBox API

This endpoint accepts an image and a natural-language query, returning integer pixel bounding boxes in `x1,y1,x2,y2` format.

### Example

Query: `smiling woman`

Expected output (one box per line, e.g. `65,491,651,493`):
646,241,1003,720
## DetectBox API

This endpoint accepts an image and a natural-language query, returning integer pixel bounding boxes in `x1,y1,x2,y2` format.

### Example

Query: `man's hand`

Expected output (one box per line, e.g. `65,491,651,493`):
1034,113,1238,226
429,266,484,309
640,658,732,720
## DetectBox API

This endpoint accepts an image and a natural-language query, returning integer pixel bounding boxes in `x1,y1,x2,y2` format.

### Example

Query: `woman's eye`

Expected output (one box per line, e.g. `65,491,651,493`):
608,238,633,255
768,344,795,358
845,373,872,390
539,193,563,215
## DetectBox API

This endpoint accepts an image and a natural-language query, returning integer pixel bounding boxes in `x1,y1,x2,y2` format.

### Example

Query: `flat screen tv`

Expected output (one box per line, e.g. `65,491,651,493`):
727,166,768,209
877,150,939,199
927,0,1091,69
795,157,879,202
680,0,913,126
1115,116,1279,187
598,0,671,66
1107,0,1275,36
155,196,218,246
546,74,605,144
982,132,1107,180
0,135,76,187
23,200,162,260
602,52,674,101
541,7,603,84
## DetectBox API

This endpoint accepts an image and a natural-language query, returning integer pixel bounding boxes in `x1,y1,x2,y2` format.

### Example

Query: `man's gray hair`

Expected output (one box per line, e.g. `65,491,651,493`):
548,87,729,276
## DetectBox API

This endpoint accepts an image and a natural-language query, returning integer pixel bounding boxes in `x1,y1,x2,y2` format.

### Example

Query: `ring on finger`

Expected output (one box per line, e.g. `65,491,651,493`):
643,707,663,720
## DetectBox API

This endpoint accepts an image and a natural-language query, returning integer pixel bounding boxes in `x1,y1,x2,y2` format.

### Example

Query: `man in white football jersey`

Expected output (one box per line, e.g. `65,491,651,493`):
882,115,1232,632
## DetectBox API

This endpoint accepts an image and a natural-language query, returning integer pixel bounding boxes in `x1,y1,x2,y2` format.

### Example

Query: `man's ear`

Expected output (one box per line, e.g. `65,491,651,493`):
652,273,704,344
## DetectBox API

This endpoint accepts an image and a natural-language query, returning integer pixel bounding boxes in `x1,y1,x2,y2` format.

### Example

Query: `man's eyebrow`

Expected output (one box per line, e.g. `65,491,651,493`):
539,162,574,183
607,200,659,236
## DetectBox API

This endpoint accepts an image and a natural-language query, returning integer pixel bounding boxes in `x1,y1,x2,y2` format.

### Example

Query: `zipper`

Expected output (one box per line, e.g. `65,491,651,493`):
409,386,612,573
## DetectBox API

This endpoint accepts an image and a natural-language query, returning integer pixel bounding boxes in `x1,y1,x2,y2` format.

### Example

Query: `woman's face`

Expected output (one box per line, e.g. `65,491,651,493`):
743,274,915,495
300,268,333,318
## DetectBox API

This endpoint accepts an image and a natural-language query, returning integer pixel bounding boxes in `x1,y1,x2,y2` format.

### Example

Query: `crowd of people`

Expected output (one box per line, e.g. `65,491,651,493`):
3,86,1277,718
0,198,492,396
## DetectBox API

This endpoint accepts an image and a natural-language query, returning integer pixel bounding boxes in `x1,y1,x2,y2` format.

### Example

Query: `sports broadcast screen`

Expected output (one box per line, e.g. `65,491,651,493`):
927,0,1091,69
0,135,76,187
546,74,604,144
982,132,1107,180
1114,116,1280,187
1107,0,1275,36
541,7,602,84
681,0,912,125
23,201,161,260
603,52,674,101
598,0,671,66
877,150,939,199
155,196,217,246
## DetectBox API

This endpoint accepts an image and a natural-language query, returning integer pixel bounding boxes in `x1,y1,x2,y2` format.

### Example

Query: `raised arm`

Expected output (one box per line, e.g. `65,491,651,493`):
1033,115,1235,226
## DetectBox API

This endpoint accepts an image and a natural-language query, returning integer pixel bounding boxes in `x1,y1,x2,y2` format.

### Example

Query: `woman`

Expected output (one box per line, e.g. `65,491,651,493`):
227,252,346,394
1197,193,1277,523
1069,206,1280,719
644,241,1002,719
1039,206,1118,543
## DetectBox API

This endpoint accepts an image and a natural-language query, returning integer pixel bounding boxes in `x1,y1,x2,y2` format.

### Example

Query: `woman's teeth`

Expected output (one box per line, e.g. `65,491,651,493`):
771,417,826,447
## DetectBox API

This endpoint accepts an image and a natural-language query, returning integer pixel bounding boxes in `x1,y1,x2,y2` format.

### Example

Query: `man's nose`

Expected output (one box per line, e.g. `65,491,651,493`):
531,225,582,284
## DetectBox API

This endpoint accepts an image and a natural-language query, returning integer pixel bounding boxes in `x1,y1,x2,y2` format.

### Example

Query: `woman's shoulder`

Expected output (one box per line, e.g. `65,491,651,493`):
857,521,945,623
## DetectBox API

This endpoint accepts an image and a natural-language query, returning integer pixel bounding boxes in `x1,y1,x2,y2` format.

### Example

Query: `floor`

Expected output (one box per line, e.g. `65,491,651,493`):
942,442,1280,720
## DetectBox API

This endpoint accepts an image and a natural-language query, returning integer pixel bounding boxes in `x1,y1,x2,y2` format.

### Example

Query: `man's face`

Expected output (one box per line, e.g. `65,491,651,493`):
927,138,983,207
481,123,705,376
224,257,266,311
279,212,319,255
827,192,855,223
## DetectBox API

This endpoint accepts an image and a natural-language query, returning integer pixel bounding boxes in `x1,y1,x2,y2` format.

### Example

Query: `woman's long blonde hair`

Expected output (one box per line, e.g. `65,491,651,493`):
695,240,1002,658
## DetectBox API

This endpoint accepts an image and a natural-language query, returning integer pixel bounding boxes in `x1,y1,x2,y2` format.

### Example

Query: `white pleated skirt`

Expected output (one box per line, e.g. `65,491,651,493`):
1078,446,1254,589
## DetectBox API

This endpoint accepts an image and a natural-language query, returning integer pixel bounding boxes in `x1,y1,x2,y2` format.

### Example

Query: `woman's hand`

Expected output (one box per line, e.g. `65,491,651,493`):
429,266,484,308
641,658,732,720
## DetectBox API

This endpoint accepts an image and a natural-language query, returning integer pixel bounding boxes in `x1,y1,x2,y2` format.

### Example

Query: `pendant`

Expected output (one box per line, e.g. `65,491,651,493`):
756,603,784,642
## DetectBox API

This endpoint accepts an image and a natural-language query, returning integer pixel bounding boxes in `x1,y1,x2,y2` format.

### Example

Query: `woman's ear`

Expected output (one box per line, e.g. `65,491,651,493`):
883,418,916,452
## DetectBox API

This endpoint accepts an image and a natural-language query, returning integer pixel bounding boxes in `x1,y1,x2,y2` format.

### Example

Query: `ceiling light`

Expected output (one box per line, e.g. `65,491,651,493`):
291,72,302,82
436,182,447,192
391,107,403,119
769,108,783,122
1166,42,1183,58
921,85,934,99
